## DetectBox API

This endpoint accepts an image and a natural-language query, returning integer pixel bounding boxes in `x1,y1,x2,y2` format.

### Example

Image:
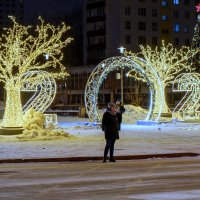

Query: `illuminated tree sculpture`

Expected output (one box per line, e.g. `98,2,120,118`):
126,41,197,114
191,3,200,70
0,17,72,128
172,73,200,120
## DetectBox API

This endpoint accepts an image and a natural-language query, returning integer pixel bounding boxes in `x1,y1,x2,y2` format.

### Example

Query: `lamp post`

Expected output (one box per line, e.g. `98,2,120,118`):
118,47,126,103
45,53,49,60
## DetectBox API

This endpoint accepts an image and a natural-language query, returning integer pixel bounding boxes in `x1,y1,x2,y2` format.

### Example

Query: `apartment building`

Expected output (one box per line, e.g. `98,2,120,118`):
0,0,24,26
83,0,198,65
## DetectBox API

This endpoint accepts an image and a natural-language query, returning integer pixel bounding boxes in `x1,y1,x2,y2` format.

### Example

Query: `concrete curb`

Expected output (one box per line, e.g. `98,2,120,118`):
0,152,199,164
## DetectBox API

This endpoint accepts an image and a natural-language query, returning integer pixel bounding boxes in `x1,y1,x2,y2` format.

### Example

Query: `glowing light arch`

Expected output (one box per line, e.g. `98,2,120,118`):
172,73,200,120
84,56,163,122
21,71,57,113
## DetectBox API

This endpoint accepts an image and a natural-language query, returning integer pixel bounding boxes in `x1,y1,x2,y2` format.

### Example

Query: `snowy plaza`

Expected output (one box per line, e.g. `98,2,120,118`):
0,112,200,161
0,1,200,199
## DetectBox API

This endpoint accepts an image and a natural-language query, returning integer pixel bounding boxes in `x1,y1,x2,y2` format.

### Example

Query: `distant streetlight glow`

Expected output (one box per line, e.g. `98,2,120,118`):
118,46,126,102
118,46,126,54
45,53,49,60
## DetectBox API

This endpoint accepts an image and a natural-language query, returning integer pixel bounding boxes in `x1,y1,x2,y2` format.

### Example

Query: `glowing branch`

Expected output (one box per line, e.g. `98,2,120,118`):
0,16,72,127
126,41,197,114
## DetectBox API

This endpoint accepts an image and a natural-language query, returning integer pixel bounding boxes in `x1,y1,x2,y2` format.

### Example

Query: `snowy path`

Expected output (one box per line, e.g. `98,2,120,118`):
0,157,200,199
0,117,200,159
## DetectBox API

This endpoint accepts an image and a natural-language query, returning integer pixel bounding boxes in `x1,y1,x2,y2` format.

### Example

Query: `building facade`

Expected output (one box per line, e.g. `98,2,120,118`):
0,0,24,26
83,0,198,65
55,66,150,109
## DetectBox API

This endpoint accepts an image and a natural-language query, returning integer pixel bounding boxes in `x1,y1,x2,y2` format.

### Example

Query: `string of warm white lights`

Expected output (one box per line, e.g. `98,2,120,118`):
172,73,200,120
126,40,197,114
1,16,72,128
21,71,56,113
84,56,163,122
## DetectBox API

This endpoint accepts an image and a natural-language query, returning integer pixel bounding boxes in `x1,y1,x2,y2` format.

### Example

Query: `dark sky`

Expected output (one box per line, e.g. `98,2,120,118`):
24,0,85,23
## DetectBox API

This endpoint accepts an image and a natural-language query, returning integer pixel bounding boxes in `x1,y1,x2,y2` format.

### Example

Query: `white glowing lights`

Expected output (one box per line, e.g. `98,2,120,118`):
85,41,197,122
84,56,163,122
172,73,200,120
21,71,56,113
118,47,126,54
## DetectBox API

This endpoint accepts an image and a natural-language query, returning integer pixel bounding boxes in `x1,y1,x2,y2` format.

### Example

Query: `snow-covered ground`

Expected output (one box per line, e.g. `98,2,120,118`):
0,113,200,159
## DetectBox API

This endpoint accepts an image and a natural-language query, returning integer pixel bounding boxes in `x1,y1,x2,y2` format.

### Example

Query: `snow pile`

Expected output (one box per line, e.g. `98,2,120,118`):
122,105,148,123
17,108,71,141
98,105,148,123
99,105,171,124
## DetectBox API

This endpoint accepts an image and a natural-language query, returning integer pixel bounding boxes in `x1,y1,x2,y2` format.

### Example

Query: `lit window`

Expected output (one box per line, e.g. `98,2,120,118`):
173,0,179,5
162,1,168,6
174,24,180,32
162,15,168,21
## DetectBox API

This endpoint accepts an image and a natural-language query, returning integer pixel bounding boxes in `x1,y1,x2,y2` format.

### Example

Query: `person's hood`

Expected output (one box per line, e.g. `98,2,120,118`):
106,107,116,115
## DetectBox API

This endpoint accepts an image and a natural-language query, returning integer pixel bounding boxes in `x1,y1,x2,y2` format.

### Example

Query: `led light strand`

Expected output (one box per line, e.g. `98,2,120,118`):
84,56,163,122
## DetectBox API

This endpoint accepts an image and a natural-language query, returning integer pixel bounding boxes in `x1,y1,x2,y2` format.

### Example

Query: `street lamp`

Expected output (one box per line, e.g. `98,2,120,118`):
118,46,126,54
118,46,126,103
45,53,49,60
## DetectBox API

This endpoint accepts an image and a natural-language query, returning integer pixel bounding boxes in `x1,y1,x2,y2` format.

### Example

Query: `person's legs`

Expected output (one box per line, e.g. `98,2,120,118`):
103,139,112,162
109,139,116,162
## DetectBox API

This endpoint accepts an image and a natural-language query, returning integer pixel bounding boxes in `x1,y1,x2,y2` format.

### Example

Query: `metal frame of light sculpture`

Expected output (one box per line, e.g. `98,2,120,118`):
172,73,200,120
128,56,165,116
84,56,163,122
21,71,56,113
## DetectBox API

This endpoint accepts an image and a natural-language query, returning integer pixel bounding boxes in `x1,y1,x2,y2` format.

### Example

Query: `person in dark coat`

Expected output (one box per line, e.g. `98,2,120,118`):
102,102,119,163
116,100,125,131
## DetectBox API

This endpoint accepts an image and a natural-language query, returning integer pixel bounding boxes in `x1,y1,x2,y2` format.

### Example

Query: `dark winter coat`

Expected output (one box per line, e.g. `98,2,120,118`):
116,105,125,123
102,108,119,140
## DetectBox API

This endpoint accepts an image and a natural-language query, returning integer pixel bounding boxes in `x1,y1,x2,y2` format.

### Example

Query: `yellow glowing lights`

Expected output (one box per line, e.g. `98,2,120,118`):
172,73,200,120
85,41,198,122
0,16,72,127
21,71,56,113
126,41,197,114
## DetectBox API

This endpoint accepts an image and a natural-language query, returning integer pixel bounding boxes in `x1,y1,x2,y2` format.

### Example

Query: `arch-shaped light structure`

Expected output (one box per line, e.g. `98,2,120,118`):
21,71,56,113
84,56,163,122
172,73,200,120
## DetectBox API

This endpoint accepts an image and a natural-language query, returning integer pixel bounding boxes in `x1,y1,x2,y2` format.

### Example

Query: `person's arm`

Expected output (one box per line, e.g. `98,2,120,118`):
120,106,125,114
102,112,106,131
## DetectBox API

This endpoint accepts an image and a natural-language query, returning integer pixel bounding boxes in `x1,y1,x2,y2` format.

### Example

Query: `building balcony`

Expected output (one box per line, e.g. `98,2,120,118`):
86,1,105,9
87,57,105,65
87,15,106,23
87,43,106,50
87,29,106,37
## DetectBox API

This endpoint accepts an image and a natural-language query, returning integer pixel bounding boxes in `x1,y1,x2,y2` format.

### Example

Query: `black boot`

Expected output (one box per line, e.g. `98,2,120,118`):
109,157,116,162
